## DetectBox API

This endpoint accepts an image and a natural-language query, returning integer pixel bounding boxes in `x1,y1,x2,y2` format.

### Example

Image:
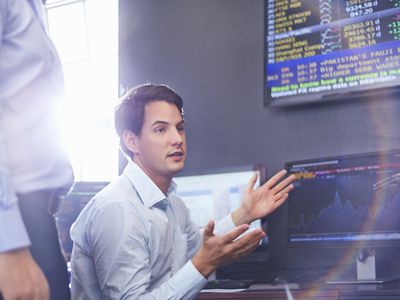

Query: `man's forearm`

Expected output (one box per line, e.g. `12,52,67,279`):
231,207,253,226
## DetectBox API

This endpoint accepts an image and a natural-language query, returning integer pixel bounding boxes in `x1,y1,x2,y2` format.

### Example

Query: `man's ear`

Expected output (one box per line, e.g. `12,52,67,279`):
122,130,139,155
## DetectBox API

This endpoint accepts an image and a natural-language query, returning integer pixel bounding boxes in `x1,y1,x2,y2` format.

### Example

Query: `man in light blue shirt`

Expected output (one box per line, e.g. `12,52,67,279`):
70,83,294,299
0,1,74,299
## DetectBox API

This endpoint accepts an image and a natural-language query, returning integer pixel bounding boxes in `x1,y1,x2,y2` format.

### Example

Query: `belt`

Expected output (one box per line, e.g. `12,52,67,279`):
17,190,62,215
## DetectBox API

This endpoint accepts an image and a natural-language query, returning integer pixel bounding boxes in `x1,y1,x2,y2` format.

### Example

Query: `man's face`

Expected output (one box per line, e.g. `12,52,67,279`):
132,100,186,180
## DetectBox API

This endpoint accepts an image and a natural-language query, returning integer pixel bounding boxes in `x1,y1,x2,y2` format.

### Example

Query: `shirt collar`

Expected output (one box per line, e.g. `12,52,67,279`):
124,161,176,208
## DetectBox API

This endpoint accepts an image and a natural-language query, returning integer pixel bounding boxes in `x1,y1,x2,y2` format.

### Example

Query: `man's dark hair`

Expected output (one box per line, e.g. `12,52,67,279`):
115,83,184,157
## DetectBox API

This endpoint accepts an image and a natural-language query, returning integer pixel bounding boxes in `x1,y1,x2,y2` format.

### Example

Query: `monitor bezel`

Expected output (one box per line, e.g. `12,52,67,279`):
285,149,400,249
176,163,267,180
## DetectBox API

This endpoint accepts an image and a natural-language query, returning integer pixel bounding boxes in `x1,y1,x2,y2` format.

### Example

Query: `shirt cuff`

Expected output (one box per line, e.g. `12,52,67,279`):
169,260,207,298
0,205,30,252
214,214,236,235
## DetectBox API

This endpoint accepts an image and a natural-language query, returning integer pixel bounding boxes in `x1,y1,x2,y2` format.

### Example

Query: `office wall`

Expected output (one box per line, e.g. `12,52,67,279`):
119,0,400,273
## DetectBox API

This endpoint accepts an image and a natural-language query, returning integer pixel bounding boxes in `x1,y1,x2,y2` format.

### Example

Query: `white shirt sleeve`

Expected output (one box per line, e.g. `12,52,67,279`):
214,214,237,235
0,0,31,253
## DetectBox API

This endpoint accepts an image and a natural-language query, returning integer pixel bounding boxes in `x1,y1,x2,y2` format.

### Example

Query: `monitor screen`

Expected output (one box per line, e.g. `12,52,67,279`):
286,149,400,247
265,0,400,106
56,182,109,258
173,165,267,233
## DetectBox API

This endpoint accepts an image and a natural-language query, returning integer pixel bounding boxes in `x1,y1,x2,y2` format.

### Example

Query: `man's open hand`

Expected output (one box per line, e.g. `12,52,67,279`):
192,220,265,277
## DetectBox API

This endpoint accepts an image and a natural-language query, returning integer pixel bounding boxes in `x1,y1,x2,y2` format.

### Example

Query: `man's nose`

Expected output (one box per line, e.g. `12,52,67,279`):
171,129,183,146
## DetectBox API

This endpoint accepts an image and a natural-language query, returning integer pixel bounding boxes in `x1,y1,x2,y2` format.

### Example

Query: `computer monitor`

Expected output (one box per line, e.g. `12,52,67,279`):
286,149,400,282
173,164,269,260
174,164,266,228
56,181,109,259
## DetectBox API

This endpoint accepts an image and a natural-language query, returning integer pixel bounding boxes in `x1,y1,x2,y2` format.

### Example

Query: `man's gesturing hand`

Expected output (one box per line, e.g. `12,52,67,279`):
233,170,295,226
192,220,265,278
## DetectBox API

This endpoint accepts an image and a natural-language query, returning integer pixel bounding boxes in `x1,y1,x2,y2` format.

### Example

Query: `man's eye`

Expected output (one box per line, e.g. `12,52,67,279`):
154,128,166,134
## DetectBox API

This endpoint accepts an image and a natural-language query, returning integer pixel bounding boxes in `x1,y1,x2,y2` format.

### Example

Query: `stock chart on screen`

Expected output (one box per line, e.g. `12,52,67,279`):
287,150,400,246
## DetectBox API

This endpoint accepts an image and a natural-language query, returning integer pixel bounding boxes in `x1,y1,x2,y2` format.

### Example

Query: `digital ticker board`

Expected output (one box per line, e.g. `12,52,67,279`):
265,0,400,105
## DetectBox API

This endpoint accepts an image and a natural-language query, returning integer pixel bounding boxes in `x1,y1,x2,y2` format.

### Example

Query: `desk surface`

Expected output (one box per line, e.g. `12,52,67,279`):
196,281,400,300
197,289,338,300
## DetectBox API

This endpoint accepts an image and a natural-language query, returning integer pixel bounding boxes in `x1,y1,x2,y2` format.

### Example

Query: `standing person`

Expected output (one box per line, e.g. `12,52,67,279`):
0,0,74,299
70,83,294,299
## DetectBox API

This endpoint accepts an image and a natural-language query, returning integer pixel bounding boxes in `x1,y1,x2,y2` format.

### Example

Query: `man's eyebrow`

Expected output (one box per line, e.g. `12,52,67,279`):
151,120,169,127
151,119,185,127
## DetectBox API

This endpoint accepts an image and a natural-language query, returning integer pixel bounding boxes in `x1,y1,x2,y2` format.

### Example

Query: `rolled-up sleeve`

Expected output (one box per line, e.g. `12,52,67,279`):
0,120,30,252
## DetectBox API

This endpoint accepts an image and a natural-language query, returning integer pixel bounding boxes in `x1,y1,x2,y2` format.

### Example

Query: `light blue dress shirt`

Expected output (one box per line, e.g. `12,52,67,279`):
70,161,235,299
0,0,74,252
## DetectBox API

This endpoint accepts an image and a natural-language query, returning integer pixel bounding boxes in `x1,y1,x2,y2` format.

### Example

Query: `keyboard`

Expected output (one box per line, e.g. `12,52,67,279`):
203,279,254,289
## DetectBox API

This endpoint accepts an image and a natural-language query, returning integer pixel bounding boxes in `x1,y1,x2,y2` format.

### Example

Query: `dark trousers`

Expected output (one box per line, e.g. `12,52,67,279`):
0,192,71,300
